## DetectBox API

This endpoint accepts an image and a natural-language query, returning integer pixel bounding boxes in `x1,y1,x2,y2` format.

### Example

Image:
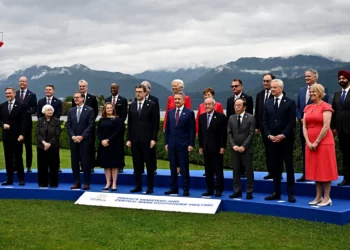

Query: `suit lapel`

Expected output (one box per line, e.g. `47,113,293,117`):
277,96,287,116
176,108,186,127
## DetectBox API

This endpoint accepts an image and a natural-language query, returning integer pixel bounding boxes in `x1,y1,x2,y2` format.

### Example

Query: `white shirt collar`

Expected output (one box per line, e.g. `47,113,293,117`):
137,99,145,105
238,111,245,117
275,93,283,100
176,105,184,112
8,98,15,104
77,104,84,109
342,85,350,93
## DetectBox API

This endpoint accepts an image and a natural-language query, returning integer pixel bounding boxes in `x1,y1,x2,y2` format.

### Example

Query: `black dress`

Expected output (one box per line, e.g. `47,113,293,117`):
97,117,123,168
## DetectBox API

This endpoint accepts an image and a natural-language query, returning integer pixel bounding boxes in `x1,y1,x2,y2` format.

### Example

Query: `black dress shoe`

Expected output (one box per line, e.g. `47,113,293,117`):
1,180,13,186
19,180,25,186
263,173,273,180
164,189,179,195
240,174,247,178
337,180,350,186
183,191,190,196
102,185,111,191
112,188,117,192
130,187,142,193
146,188,153,194
154,170,157,174
296,174,306,182
202,191,214,196
246,193,253,199
58,168,62,173
203,173,206,176
27,168,32,173
265,193,281,200
288,195,296,203
215,191,222,197
229,192,242,199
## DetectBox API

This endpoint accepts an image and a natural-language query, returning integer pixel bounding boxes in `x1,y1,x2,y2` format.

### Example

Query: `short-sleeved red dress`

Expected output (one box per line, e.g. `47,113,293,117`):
304,101,338,181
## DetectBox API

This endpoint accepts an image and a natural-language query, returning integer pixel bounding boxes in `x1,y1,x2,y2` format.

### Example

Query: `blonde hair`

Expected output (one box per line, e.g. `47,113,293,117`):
310,83,325,99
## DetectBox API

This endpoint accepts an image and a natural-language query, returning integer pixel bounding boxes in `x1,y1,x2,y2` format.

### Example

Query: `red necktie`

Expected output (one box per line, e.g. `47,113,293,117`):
175,109,180,126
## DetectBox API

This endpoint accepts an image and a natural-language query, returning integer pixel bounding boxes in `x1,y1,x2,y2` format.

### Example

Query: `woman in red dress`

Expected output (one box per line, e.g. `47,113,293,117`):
195,87,224,134
303,84,338,206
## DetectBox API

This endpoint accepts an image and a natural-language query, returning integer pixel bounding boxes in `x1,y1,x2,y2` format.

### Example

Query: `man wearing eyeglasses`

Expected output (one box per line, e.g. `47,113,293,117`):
226,79,254,178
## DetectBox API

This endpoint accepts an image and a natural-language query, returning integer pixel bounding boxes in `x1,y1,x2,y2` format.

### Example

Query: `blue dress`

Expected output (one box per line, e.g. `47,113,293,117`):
96,117,123,168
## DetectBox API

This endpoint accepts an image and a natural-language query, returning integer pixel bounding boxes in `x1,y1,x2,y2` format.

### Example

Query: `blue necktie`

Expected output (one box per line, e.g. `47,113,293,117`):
341,90,346,104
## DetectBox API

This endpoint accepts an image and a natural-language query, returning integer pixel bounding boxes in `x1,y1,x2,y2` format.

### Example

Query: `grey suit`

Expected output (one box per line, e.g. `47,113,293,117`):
227,113,255,194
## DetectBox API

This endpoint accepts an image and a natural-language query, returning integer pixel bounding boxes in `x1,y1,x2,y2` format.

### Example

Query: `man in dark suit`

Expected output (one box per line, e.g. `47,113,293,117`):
105,83,128,173
198,97,226,197
16,76,37,173
255,73,275,179
67,92,95,190
226,79,253,118
126,84,158,193
263,79,296,203
226,78,253,177
228,98,255,199
332,70,350,186
164,91,195,196
296,69,329,182
0,87,27,185
72,80,98,171
141,81,160,174
37,84,62,119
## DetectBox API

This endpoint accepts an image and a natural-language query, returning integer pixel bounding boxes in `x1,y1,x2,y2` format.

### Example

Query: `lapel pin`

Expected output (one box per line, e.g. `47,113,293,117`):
147,104,149,106
183,113,185,115
284,100,286,102
214,116,216,119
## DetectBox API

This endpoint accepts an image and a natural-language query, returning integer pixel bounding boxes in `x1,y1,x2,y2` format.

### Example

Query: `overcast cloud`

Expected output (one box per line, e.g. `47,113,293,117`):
0,0,350,79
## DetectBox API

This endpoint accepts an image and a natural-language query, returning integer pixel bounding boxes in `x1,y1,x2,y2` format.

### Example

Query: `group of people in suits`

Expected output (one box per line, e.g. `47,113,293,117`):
1,68,349,206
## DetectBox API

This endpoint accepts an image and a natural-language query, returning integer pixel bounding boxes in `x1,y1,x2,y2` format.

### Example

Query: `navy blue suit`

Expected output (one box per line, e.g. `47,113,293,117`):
165,107,195,192
263,95,296,196
67,105,94,185
37,96,62,119
296,85,328,174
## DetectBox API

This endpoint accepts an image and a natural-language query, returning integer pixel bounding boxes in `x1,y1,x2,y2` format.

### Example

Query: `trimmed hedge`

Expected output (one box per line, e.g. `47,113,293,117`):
0,120,343,173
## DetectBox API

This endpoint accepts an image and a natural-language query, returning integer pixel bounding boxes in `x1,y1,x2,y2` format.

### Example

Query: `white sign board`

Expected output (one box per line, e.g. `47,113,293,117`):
75,192,221,214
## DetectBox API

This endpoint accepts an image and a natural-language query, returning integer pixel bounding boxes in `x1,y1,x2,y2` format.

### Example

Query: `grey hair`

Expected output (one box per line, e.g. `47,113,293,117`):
174,91,186,99
141,81,151,89
306,69,319,79
79,79,88,86
42,104,55,114
172,79,184,89
271,79,284,89
204,96,216,105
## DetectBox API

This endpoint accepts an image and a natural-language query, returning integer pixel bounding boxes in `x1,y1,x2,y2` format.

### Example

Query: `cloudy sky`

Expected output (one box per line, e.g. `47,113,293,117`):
0,0,349,79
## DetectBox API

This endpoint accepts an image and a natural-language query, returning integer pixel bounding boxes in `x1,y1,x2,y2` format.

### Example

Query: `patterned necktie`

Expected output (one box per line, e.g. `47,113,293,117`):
207,114,211,129
237,115,241,129
77,107,82,123
265,90,269,103
274,98,279,113
8,102,12,114
341,90,346,104
175,109,180,126
306,87,310,104
20,91,24,101
138,102,142,117
47,98,51,105
112,96,116,106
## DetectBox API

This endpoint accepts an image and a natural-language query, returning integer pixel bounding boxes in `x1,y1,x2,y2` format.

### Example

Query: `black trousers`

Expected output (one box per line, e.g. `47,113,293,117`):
24,126,33,168
268,138,295,196
203,151,224,193
37,147,59,186
131,141,154,189
168,146,190,191
339,130,350,180
70,140,91,185
3,137,24,182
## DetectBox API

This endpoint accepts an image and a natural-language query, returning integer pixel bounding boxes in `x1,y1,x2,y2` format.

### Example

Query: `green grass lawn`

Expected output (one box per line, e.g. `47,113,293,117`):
0,142,207,171
0,200,349,250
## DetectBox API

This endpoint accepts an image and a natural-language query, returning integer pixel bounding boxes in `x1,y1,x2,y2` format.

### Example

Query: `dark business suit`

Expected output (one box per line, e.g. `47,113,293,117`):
296,85,328,175
37,96,62,119
264,95,296,196
135,94,160,172
73,93,98,166
0,100,27,182
227,112,255,194
255,89,274,173
66,105,94,185
16,89,37,169
127,100,158,189
331,89,350,181
165,107,195,192
226,92,253,119
198,111,226,193
36,117,61,186
105,94,128,169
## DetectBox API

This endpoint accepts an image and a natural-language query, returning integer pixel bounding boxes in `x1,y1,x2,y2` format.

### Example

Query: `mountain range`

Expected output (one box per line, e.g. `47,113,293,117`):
1,55,349,108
